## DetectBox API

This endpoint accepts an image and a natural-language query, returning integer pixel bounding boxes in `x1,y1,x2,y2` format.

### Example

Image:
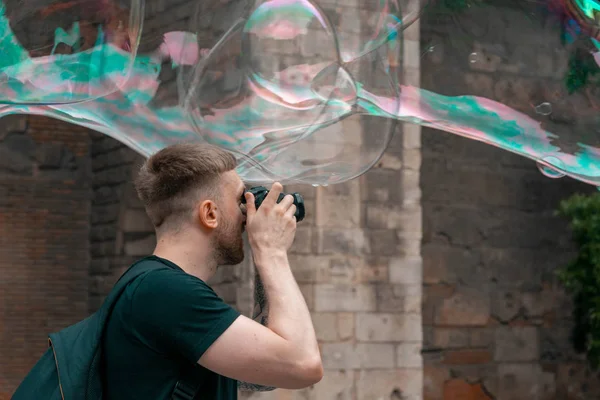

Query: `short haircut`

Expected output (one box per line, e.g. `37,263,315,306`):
134,142,237,230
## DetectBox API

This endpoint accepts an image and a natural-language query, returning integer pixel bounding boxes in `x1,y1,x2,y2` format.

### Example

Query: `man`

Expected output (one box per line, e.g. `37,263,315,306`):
102,143,323,399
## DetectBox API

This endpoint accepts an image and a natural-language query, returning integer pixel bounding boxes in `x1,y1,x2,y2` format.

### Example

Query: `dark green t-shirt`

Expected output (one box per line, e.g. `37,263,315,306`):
102,256,241,400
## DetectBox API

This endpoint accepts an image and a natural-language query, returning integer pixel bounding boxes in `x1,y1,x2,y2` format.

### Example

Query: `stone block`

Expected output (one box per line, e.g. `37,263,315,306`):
124,235,156,256
309,369,355,400
321,343,395,369
356,369,423,399
402,123,421,150
366,204,422,231
240,369,355,400
289,226,313,254
312,313,337,342
315,193,361,228
432,328,469,349
396,342,423,368
368,230,400,256
389,256,422,284
379,283,422,313
356,313,422,342
491,290,521,323
442,349,492,365
315,284,376,312
470,328,494,347
375,153,403,170
122,209,153,233
363,168,402,203
337,313,354,340
299,284,314,311
322,256,388,284
424,365,450,400
497,364,556,400
422,244,483,285
434,286,490,327
318,228,369,255
494,326,538,362
443,379,493,400
403,67,421,88
287,254,329,283
556,363,600,400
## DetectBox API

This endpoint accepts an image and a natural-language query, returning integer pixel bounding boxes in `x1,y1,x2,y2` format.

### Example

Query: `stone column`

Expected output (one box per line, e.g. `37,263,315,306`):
240,1,423,397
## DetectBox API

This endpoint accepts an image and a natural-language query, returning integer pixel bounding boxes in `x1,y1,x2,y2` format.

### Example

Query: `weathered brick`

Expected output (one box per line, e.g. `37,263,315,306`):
356,313,422,342
432,328,470,349
442,349,492,365
377,283,421,313
337,312,354,341
122,209,154,233
496,364,556,400
315,284,376,312
443,379,493,400
124,235,156,256
434,286,491,327
366,203,422,230
389,256,422,284
315,182,361,228
287,254,329,283
289,226,313,254
491,290,521,323
321,343,395,369
312,313,338,342
318,228,369,255
397,343,423,368
494,327,539,362
356,369,423,399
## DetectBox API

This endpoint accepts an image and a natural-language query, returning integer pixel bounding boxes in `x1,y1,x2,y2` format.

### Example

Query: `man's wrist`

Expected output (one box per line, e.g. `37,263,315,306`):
252,249,289,270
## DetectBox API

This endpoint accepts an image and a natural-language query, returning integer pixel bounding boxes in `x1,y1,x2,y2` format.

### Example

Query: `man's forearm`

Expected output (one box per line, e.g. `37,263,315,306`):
252,271,269,326
253,251,320,362
238,271,276,392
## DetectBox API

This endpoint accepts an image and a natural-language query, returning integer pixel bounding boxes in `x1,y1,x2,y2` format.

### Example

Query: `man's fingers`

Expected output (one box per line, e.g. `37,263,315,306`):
245,192,256,218
278,194,294,211
262,182,283,208
284,204,297,219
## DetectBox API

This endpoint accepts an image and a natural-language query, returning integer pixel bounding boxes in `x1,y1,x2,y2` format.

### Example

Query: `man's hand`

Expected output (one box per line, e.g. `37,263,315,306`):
244,182,297,257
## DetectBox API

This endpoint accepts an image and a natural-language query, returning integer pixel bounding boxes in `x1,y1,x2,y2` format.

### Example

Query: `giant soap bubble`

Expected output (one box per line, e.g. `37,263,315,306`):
0,0,417,185
1,0,600,187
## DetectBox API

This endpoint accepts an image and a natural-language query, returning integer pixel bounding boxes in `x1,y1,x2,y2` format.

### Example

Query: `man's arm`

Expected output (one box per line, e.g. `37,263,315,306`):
238,272,276,392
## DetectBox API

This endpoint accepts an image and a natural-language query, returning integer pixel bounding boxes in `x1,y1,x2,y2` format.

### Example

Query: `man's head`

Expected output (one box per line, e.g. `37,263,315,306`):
134,143,247,265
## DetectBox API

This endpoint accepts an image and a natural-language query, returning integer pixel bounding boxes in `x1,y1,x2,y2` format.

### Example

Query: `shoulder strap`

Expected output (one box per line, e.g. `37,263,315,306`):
49,259,169,400
172,372,204,400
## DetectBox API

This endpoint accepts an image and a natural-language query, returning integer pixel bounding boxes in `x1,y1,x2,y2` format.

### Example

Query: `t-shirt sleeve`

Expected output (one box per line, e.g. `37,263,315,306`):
129,269,241,364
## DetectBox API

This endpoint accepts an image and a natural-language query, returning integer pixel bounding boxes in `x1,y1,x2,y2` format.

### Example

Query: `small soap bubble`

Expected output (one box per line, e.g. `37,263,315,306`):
468,52,478,63
535,102,553,116
536,156,565,179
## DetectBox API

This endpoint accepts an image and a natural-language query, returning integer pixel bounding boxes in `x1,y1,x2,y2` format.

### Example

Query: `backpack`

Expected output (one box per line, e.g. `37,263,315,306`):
11,259,205,400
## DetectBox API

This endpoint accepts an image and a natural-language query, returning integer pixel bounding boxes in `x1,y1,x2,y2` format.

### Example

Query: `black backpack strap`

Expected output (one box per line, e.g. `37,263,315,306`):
172,368,204,400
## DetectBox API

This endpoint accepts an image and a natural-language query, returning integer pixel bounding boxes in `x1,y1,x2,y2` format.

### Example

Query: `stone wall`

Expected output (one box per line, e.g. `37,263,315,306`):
0,116,91,398
420,3,600,399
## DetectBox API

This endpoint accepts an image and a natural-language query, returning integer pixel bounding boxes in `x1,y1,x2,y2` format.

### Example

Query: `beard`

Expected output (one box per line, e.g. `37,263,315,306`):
213,218,245,266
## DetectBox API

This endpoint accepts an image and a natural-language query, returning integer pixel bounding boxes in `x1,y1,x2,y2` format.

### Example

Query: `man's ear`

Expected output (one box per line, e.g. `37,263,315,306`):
197,200,219,230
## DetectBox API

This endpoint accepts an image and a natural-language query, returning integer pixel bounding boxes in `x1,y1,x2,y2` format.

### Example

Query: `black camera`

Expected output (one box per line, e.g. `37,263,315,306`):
242,186,305,222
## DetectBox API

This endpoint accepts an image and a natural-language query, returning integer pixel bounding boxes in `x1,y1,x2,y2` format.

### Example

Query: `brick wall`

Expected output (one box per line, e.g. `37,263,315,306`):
420,3,600,399
0,115,91,398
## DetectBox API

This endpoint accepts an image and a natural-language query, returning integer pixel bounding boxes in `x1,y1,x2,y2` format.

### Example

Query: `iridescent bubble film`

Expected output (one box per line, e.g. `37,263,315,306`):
0,0,600,187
